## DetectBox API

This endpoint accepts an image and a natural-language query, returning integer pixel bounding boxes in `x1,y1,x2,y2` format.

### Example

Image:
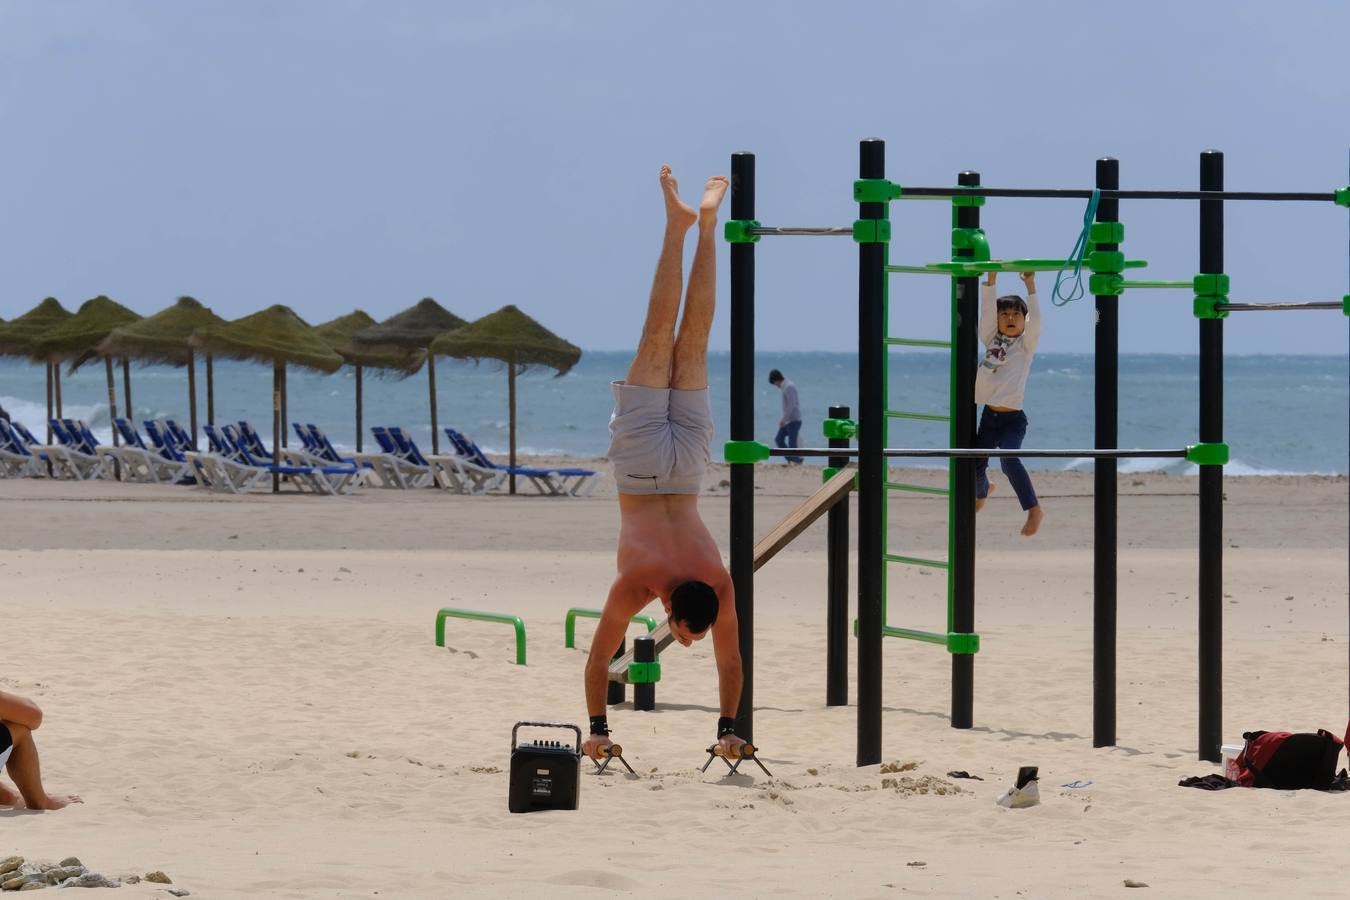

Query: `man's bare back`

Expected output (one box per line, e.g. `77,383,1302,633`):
615,494,730,625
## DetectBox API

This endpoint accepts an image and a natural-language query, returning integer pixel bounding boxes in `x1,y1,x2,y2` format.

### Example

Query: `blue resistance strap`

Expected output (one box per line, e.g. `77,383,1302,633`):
1051,189,1101,306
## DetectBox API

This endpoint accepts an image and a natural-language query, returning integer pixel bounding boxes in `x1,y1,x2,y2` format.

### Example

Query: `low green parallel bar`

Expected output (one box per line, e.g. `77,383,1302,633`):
886,481,950,496
881,625,948,646
885,337,953,349
885,553,949,570
435,607,527,665
886,264,953,274
563,608,658,649
886,409,951,423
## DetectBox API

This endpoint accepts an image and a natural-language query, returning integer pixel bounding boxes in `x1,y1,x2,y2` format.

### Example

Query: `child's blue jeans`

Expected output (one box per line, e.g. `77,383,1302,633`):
975,407,1038,510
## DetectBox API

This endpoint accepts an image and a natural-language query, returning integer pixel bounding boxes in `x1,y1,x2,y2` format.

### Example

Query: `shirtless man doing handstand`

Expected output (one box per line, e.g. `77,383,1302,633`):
581,166,744,761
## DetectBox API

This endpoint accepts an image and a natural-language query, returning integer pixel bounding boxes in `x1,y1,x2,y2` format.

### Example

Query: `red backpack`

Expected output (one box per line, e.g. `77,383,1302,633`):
1232,722,1350,789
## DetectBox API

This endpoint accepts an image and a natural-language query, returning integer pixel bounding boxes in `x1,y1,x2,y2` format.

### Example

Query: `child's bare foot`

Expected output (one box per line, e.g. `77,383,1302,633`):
0,783,20,806
976,482,994,511
1021,505,1044,537
699,175,729,227
30,792,81,810
659,165,697,230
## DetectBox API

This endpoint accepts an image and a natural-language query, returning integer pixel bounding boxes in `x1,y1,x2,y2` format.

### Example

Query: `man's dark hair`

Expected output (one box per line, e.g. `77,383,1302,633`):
670,581,719,634
767,368,784,385
996,295,1028,316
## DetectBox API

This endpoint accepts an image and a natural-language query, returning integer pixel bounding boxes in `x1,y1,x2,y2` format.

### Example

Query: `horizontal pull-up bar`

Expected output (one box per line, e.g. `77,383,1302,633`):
1216,300,1348,312
898,186,1340,202
724,440,1227,465
749,226,854,236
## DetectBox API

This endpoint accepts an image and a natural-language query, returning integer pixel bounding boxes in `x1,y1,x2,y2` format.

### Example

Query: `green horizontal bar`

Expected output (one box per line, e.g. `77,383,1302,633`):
1120,279,1193,289
885,337,952,349
886,264,953,275
881,626,948,646
886,410,951,423
435,607,527,665
884,553,949,570
564,608,659,649
886,481,949,496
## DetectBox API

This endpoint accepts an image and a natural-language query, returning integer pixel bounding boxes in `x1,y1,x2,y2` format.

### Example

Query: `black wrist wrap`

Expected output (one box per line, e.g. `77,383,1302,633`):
717,716,737,738
589,715,610,737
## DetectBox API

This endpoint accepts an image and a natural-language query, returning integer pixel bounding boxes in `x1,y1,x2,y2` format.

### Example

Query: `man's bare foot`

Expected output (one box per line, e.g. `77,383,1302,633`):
1021,505,1044,537
976,482,995,512
29,792,81,811
699,175,729,226
660,165,697,229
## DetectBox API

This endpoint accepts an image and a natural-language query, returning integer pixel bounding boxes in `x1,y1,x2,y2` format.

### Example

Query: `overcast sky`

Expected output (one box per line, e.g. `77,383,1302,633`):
2,1,1347,354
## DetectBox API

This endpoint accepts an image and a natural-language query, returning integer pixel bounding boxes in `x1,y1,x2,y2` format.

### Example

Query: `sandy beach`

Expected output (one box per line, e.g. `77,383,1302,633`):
3,463,1347,898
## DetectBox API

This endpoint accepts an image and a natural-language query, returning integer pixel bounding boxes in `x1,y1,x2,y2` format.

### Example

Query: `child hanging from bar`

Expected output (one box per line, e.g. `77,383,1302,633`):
974,270,1044,536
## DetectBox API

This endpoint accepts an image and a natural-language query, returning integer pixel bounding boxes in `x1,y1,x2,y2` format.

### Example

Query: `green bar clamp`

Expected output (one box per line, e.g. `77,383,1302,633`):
724,440,771,463
1087,249,1124,273
951,228,991,261
1335,187,1350,208
1343,295,1350,317
853,179,902,203
1089,273,1124,296
852,219,891,243
724,219,761,243
951,193,986,207
822,418,858,440
822,467,859,487
1193,273,1230,295
1089,221,1125,243
947,632,980,655
435,608,527,665
1193,295,1228,319
627,660,662,684
564,608,658,649
1184,442,1229,466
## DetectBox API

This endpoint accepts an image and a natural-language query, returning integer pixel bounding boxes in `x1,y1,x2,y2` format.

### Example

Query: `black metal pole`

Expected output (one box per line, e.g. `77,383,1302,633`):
950,170,980,730
1198,150,1225,762
634,635,656,711
729,151,756,744
856,138,886,766
1094,157,1120,748
826,404,851,707
608,638,625,706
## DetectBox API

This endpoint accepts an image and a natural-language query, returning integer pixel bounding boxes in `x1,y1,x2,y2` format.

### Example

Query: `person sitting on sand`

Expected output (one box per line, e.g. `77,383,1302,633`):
0,688,81,810
581,165,744,761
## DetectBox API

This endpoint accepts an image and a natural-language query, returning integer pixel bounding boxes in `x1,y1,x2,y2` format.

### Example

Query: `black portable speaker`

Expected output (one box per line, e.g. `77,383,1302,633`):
508,721,582,813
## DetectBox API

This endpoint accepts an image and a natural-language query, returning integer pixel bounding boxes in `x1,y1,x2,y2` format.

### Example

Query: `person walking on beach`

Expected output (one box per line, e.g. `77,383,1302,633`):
0,689,80,810
768,369,804,464
582,165,744,761
974,270,1044,536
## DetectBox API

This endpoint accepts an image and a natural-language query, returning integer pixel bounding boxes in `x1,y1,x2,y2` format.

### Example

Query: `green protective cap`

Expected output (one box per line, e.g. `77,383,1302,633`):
723,220,761,244
951,228,991,262
1192,273,1230,295
1343,295,1350,317
854,179,903,203
1336,187,1350,207
1089,221,1125,244
822,418,858,440
1192,295,1228,319
626,661,662,684
946,632,980,655
1089,273,1124,296
723,440,771,464
852,219,891,243
1185,442,1229,466
1087,249,1125,273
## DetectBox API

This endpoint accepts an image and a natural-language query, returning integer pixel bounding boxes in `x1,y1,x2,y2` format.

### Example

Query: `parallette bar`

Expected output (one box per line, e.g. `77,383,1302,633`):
767,446,1190,460
1215,301,1344,311
748,226,854,236
899,187,1338,202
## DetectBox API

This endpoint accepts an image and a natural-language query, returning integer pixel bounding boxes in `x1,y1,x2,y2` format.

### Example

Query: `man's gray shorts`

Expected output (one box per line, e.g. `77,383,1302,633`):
608,382,713,495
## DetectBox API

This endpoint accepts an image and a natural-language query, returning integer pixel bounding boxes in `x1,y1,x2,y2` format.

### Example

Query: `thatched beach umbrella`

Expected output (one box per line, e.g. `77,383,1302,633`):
350,297,465,455
0,297,73,441
315,311,425,452
39,296,141,449
429,305,581,494
191,305,343,492
97,296,226,450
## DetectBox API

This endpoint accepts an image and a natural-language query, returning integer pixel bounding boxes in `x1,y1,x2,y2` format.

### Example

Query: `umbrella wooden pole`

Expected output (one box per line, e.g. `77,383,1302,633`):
355,364,364,452
54,363,63,419
206,355,215,426
187,351,199,450
508,358,517,495
428,353,439,456
272,362,281,493
122,357,132,425
104,357,120,447
281,365,288,448
45,363,53,444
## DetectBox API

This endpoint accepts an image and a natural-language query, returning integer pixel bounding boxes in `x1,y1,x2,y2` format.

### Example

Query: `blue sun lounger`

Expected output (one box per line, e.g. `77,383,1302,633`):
0,420,46,478
443,427,599,496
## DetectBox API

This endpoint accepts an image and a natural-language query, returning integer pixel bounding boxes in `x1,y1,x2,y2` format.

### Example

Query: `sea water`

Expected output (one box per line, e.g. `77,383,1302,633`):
1,352,1345,475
